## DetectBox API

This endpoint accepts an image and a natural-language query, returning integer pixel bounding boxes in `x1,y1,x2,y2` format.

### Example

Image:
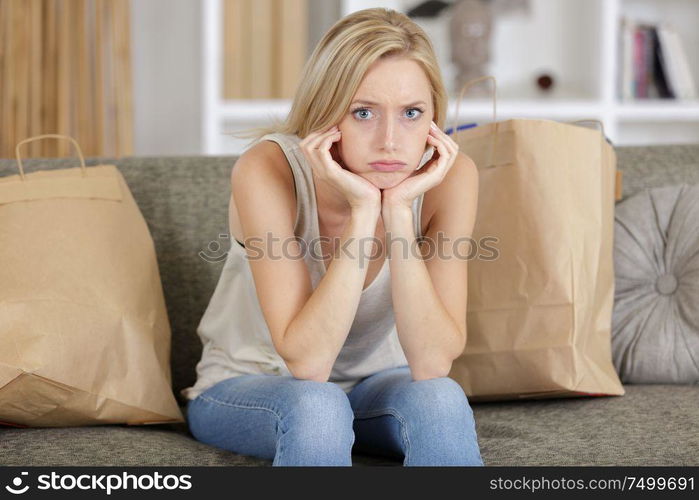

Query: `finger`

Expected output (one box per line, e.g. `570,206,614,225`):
299,128,325,148
319,131,342,166
430,123,459,151
430,126,459,163
426,135,452,176
302,126,339,152
319,128,341,151
443,137,458,160
302,128,340,172
427,134,449,162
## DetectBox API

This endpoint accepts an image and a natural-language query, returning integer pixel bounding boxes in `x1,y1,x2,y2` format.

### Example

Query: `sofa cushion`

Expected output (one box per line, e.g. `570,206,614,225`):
1,385,697,466
0,409,398,466
612,183,699,383
614,144,699,200
474,384,699,466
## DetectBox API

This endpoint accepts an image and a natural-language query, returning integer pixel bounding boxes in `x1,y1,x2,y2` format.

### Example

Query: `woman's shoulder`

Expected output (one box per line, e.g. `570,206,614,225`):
233,137,294,186
231,137,297,220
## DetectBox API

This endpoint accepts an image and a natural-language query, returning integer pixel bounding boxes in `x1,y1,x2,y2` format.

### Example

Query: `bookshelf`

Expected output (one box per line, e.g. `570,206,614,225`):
201,0,699,154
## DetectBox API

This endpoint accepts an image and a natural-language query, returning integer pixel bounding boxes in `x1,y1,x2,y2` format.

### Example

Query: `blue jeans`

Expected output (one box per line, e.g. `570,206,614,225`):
186,365,484,466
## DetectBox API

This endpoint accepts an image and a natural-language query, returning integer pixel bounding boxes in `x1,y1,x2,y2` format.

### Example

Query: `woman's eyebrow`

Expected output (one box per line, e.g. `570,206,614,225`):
351,99,427,107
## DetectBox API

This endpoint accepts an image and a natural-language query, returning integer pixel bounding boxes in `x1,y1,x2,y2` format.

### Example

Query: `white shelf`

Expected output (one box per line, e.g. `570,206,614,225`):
202,0,699,154
615,101,699,121
220,98,602,120
219,101,293,121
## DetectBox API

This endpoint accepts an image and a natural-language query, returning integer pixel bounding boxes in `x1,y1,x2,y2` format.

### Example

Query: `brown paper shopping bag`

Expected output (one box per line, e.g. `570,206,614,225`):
448,77,625,401
0,135,184,426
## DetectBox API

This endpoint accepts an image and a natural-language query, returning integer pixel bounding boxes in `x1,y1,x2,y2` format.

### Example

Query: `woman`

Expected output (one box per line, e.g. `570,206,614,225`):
182,7,482,466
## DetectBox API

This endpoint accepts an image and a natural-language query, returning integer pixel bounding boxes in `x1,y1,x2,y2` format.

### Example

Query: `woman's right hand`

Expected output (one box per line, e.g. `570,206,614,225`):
300,125,381,212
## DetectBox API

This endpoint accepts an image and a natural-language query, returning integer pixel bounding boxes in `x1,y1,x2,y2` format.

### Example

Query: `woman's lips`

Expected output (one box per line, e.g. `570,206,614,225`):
369,162,406,172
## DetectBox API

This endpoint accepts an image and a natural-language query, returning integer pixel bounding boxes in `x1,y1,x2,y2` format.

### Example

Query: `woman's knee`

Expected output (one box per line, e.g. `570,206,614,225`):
397,377,482,465
277,380,355,459
284,380,355,430
185,378,355,463
398,376,475,422
186,397,211,440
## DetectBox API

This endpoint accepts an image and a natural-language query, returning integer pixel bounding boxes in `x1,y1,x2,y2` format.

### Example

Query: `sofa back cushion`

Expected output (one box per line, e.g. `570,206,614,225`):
612,183,699,383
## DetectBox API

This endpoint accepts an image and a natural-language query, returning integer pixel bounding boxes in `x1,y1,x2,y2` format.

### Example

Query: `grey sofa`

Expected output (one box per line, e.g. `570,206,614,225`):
1,144,698,466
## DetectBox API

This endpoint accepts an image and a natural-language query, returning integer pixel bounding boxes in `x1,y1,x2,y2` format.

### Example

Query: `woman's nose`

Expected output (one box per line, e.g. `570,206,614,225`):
380,118,397,150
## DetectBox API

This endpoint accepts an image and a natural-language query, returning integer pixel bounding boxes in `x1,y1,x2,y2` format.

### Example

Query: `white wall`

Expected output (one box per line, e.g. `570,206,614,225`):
308,0,341,58
130,0,202,156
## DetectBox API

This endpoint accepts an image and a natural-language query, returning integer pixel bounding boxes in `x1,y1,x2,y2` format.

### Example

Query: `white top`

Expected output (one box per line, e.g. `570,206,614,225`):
180,132,428,400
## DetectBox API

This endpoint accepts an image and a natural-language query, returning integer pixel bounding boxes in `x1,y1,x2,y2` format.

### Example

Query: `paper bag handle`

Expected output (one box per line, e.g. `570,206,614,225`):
450,75,497,140
15,134,87,181
568,119,606,138
450,76,500,169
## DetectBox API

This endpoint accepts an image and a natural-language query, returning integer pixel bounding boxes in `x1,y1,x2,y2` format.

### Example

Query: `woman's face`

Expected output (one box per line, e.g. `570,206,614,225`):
334,56,434,190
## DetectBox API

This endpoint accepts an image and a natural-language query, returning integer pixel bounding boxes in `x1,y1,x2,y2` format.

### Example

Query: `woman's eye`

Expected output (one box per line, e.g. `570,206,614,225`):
352,108,372,120
351,107,424,121
406,108,423,120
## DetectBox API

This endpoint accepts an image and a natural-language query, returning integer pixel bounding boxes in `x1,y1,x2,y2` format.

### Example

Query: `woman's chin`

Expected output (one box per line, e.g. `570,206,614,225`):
364,171,411,189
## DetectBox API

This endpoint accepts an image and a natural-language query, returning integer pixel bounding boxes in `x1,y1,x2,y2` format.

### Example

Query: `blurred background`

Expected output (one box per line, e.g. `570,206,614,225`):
1,0,697,158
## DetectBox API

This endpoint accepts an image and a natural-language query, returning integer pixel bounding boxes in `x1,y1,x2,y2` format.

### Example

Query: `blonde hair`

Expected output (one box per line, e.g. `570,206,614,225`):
233,8,448,148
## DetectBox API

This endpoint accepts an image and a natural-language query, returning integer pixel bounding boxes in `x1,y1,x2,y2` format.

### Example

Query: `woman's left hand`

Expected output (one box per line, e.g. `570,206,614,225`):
382,121,459,210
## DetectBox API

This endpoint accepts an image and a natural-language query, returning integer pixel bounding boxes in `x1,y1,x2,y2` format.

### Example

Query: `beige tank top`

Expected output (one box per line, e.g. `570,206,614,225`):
181,132,428,400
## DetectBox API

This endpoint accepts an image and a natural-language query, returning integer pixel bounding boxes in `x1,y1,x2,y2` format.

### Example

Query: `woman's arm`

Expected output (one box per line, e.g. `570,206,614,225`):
282,206,380,381
383,153,479,380
232,143,381,383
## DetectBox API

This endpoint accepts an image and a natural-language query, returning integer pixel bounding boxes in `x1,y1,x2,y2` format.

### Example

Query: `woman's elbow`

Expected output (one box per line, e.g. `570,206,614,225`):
410,357,454,381
285,358,331,383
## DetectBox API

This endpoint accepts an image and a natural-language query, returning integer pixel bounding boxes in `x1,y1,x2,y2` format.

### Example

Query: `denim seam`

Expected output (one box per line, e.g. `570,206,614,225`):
353,407,411,463
197,394,283,423
195,393,286,463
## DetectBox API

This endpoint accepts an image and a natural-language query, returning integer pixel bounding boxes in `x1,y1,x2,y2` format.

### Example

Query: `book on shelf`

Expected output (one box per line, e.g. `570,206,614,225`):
618,17,696,101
